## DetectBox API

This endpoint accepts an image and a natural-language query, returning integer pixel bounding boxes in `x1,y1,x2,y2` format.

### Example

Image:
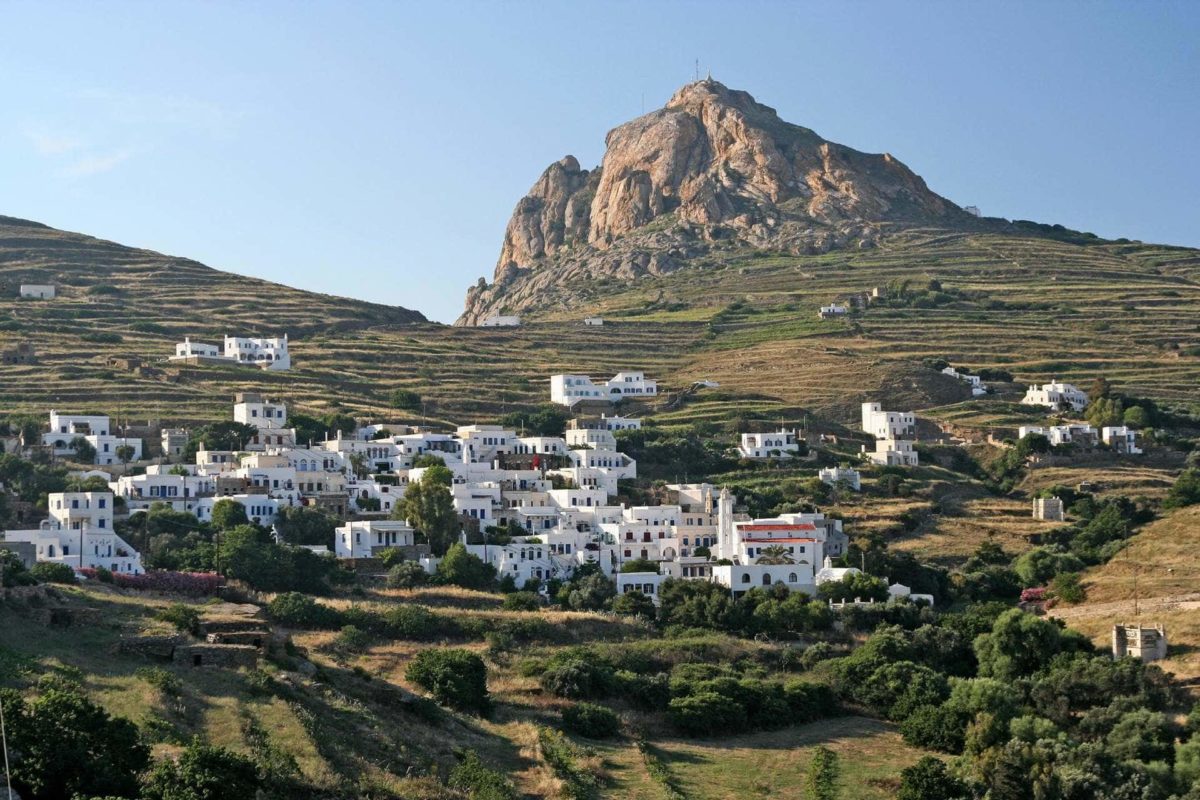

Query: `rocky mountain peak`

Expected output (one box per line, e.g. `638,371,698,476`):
460,80,972,325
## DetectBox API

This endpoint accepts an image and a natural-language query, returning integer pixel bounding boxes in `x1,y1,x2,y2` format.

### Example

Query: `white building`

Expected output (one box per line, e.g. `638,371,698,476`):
818,304,848,319
2,491,142,574
224,335,290,370
1102,426,1143,454
89,435,144,466
583,317,604,326
334,520,415,559
818,466,861,492
861,403,915,439
19,284,55,299
195,495,280,526
43,411,110,449
1033,497,1064,521
1021,381,1089,412
170,335,290,370
865,438,919,467
738,430,801,459
550,372,657,407
1018,424,1098,447
478,315,521,327
161,428,189,461
942,367,987,396
172,338,221,359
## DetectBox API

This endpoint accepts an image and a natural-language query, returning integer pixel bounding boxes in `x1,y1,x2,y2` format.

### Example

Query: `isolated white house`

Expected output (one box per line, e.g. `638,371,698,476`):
1102,426,1143,454
1021,381,1089,412
225,335,290,370
818,304,848,319
19,284,55,299
550,372,658,407
1018,424,1098,447
819,466,861,492
478,315,521,327
738,430,801,459
173,338,221,359
865,438,919,467
583,317,604,326
942,366,987,396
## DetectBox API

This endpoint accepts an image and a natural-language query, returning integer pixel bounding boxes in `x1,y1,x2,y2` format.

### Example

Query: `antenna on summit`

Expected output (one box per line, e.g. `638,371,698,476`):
695,59,700,81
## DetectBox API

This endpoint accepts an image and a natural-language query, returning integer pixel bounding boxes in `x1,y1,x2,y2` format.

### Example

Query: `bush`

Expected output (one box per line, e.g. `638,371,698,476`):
614,670,671,711
142,739,259,800
30,561,77,585
540,659,616,699
95,570,221,596
448,751,519,800
384,604,442,640
156,603,201,635
135,667,183,696
386,561,429,589
561,702,621,738
611,590,657,620
333,625,373,653
436,543,495,590
406,648,490,714
389,389,423,411
267,592,342,628
897,756,971,800
668,691,747,736
501,591,541,612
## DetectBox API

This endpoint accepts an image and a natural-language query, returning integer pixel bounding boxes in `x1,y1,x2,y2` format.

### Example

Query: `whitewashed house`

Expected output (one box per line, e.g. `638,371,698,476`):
861,403,915,439
942,367,987,396
335,519,415,559
19,284,55,299
819,466,861,492
551,372,658,407
818,304,848,319
195,495,280,526
1022,381,1089,412
2,491,142,574
171,338,222,360
43,411,110,452
738,430,801,459
1102,426,1143,454
865,438,919,467
478,315,521,327
1018,424,1098,447
583,317,604,326
224,335,290,370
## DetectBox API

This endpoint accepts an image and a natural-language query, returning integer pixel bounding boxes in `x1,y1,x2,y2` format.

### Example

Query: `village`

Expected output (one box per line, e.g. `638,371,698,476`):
0,363,1154,625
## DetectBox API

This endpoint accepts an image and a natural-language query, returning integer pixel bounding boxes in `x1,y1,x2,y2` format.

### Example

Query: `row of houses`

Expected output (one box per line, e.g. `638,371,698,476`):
1018,423,1143,454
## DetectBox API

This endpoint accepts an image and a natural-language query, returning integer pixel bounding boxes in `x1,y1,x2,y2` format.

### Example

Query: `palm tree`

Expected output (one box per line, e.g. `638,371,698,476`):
756,545,795,565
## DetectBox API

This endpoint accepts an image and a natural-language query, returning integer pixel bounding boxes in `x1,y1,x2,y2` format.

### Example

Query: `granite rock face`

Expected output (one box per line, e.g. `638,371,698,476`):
461,79,970,324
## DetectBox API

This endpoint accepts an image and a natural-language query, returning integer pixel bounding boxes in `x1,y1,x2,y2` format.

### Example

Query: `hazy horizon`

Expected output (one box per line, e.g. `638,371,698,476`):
1,0,1197,323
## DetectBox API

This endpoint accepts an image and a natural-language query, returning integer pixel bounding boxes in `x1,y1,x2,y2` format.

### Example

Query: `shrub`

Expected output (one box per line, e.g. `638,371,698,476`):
389,389,422,411
267,592,342,628
142,739,259,800
378,547,406,568
93,566,115,583
384,604,442,640
501,591,541,612
799,642,836,670
561,702,621,739
897,756,971,800
156,603,201,635
436,543,495,590
614,670,671,711
386,561,429,589
30,561,77,585
406,648,490,714
333,625,373,653
448,751,519,800
100,570,221,596
668,691,747,736
611,590,657,620
1049,572,1086,604
540,659,616,699
135,667,183,696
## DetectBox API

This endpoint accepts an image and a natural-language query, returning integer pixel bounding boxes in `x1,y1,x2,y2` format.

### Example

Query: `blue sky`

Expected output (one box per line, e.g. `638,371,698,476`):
1,1,1196,323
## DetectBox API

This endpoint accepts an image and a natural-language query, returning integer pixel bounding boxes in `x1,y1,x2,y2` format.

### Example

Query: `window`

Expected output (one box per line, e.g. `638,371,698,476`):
788,573,798,583
741,573,751,584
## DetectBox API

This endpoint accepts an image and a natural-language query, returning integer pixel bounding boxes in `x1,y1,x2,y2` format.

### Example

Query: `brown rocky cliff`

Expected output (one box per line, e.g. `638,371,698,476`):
461,79,969,325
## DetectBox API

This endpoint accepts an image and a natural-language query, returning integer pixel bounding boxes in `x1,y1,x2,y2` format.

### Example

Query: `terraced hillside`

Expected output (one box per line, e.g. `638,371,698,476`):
3,216,1199,433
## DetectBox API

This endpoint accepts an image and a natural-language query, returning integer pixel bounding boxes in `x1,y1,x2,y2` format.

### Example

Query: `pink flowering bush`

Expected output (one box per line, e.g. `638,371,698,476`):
1020,586,1048,603
79,568,223,596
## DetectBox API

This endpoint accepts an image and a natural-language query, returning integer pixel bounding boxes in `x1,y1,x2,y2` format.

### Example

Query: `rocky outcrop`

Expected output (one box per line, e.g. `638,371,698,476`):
460,79,975,324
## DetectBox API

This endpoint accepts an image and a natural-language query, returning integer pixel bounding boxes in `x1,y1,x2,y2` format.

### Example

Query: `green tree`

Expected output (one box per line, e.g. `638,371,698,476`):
273,505,336,548
209,498,249,530
436,543,495,590
562,572,616,611
69,435,96,463
142,738,260,800
115,444,135,465
619,558,659,573
611,589,656,620
817,571,889,603
974,608,1084,681
1013,547,1085,587
897,756,970,800
1049,572,1086,604
184,421,258,458
29,561,78,585
386,560,429,589
805,746,840,800
389,388,422,411
406,648,490,714
1165,468,1200,510
1123,405,1150,429
395,468,458,555
499,404,570,436
1,684,149,800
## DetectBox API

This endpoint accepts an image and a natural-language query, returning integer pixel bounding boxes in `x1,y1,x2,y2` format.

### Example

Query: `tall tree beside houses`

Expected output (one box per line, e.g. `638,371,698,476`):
393,465,459,556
